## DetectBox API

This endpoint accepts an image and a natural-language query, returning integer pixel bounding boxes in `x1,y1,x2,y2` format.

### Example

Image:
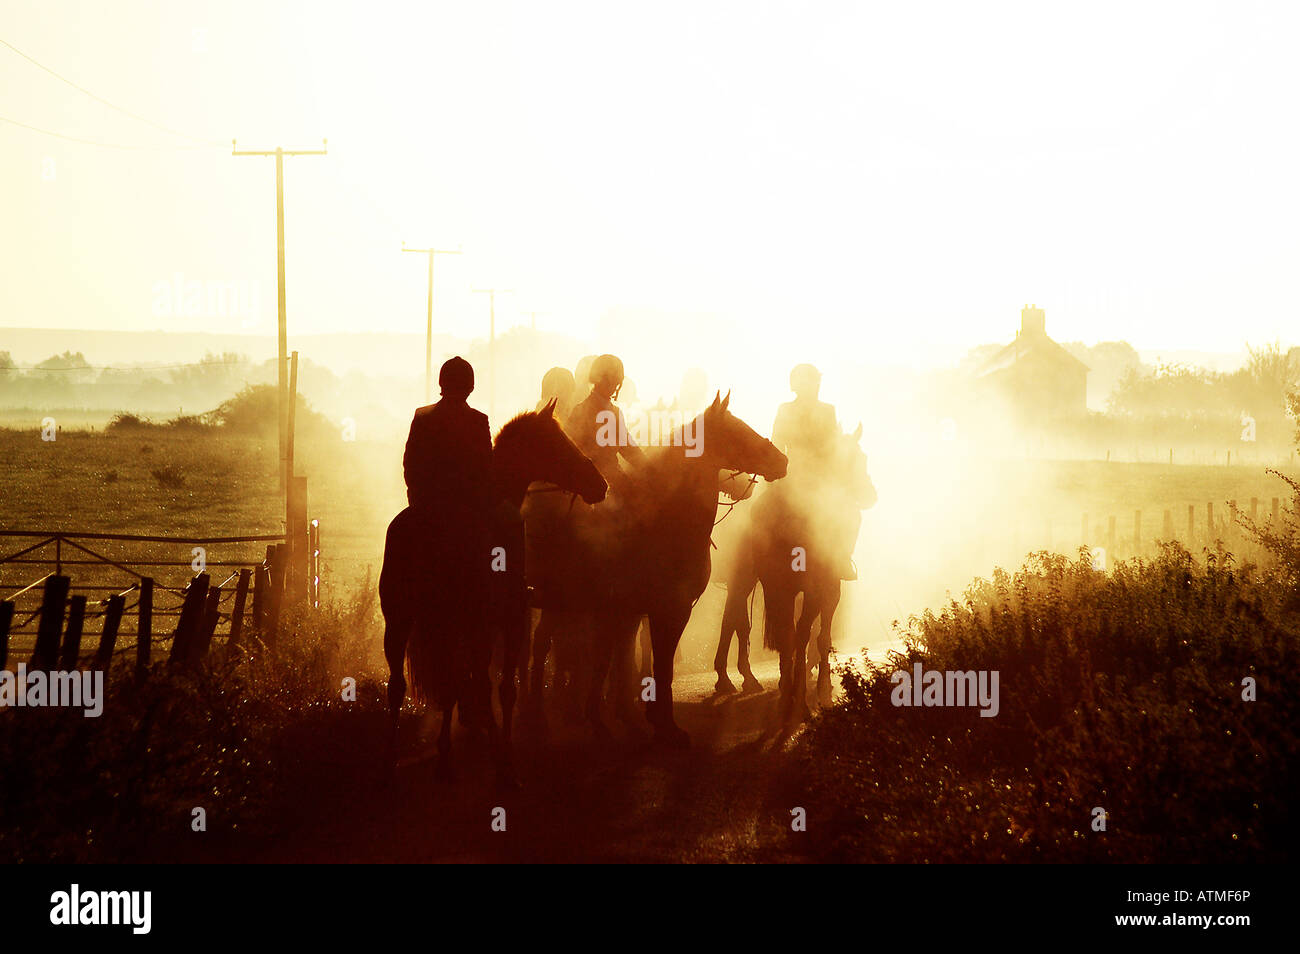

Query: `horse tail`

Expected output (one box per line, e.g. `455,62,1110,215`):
378,508,413,622
379,507,440,708
762,590,780,652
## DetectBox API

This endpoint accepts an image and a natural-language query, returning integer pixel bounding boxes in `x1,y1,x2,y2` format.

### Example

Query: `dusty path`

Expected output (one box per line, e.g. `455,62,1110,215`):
215,663,812,864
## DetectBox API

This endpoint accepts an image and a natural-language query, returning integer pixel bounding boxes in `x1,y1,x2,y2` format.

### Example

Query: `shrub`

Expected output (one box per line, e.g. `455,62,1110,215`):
106,412,156,431
0,582,385,863
151,466,185,488
786,544,1299,863
206,385,333,438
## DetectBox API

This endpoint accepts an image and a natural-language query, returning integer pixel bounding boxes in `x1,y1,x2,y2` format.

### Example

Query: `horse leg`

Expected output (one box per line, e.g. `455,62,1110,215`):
497,598,526,788
382,616,409,777
816,588,841,708
525,610,555,735
738,627,762,692
638,617,653,680
647,604,692,748
434,703,455,783
713,588,744,694
765,587,796,733
613,617,645,730
584,611,618,743
737,586,762,693
726,537,761,694
792,595,816,725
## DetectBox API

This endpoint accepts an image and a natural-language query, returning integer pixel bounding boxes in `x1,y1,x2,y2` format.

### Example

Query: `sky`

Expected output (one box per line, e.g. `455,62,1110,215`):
1,0,1298,367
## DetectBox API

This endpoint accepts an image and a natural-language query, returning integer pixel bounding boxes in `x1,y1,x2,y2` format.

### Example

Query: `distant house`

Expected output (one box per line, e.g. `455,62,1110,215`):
976,305,1088,421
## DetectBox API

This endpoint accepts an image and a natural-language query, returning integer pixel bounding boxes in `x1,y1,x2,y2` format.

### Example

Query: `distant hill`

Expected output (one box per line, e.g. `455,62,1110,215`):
0,327,461,377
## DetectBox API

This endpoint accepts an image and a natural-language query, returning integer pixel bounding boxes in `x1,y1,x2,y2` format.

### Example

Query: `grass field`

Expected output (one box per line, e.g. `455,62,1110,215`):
3,424,1295,665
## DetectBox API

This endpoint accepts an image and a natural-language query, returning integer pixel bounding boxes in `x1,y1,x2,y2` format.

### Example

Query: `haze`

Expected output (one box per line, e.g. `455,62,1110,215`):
2,0,1298,365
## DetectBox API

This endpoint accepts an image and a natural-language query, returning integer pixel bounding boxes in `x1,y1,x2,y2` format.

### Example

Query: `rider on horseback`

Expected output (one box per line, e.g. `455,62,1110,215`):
563,353,647,499
401,356,493,714
772,363,860,581
404,356,493,520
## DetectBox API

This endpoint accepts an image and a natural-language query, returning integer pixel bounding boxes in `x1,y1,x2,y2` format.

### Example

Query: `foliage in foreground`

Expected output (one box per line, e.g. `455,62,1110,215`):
0,582,385,863
787,537,1299,862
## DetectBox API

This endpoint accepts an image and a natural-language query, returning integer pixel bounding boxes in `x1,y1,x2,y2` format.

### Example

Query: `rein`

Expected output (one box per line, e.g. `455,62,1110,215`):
525,481,580,511
710,469,759,548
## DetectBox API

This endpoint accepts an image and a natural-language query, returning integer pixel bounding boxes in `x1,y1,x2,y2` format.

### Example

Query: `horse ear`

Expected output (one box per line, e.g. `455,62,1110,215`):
852,421,863,441
711,391,721,408
722,390,731,410
543,397,557,417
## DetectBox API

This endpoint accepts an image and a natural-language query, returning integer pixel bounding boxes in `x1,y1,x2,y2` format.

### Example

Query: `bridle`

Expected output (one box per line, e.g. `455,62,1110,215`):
714,468,759,528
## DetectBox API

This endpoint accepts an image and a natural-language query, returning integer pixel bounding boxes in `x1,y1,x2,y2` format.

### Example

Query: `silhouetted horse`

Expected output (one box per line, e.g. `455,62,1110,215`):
527,393,787,746
380,401,605,782
715,424,875,722
525,466,758,736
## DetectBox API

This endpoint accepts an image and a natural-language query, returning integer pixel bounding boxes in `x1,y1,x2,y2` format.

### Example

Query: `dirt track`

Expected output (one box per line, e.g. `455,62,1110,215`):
216,662,812,864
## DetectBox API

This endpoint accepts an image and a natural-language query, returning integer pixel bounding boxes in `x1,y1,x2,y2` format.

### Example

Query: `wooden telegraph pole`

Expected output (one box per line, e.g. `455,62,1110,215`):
402,242,462,403
471,287,513,423
232,139,327,493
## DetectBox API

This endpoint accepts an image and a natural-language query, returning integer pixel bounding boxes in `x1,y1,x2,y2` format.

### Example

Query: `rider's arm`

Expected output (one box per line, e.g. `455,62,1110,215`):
402,413,425,505
771,403,792,454
616,407,648,467
470,412,493,514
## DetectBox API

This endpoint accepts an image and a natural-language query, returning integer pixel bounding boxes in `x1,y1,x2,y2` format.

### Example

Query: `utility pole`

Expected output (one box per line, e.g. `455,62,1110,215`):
402,242,462,403
232,138,327,494
471,287,513,423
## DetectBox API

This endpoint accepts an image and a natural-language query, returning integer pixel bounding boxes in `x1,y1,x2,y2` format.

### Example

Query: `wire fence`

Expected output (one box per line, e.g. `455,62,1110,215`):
0,528,315,669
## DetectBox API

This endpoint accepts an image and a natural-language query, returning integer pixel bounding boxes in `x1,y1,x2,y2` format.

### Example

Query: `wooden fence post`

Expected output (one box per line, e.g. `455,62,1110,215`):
58,594,87,670
252,551,271,641
287,475,309,604
193,584,222,663
1207,502,1214,538
1187,504,1194,539
30,575,70,670
169,573,210,666
1133,510,1141,551
1163,509,1173,540
308,519,320,608
94,594,125,670
0,599,13,670
1251,497,1259,522
227,568,251,656
137,577,153,669
266,544,287,646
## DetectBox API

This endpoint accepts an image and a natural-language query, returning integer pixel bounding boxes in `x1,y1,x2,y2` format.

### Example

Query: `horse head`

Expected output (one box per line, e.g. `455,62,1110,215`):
693,391,788,482
498,399,607,504
839,421,877,510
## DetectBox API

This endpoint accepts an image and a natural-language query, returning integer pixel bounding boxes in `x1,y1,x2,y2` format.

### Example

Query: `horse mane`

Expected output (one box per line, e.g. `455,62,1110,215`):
641,405,714,474
493,408,544,451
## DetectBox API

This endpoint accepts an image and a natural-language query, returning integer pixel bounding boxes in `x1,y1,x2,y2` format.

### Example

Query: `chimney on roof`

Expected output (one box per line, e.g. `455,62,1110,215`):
1021,303,1046,337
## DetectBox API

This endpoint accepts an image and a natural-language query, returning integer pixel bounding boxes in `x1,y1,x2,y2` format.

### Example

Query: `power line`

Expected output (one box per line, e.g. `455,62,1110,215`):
0,113,217,151
471,287,514,422
2,360,262,372
0,36,224,146
232,140,329,494
402,241,462,402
